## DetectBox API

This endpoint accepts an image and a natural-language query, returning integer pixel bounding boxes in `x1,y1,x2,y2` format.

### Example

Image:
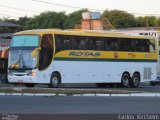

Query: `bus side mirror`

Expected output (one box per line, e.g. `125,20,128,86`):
31,47,41,59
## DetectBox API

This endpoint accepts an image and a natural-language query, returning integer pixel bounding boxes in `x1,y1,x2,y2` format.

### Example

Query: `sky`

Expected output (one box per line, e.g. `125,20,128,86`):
0,0,160,19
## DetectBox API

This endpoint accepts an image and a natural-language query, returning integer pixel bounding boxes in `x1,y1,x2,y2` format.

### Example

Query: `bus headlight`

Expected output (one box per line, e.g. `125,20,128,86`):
8,71,13,76
27,72,36,76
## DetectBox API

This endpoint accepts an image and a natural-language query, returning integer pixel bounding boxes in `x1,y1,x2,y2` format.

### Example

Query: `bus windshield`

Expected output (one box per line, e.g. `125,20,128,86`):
11,35,39,47
9,49,38,69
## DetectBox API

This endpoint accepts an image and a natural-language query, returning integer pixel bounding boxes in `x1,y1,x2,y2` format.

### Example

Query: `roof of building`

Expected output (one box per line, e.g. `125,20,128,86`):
116,27,160,30
0,21,21,27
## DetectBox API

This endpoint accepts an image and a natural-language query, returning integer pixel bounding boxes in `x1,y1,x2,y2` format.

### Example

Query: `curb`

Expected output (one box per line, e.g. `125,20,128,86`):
0,93,160,97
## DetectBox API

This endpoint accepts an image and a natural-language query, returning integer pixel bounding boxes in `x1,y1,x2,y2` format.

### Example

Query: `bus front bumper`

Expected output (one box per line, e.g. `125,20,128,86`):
8,75,38,83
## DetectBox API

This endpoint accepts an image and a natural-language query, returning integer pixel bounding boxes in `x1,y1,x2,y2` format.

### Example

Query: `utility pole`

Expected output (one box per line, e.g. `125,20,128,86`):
146,18,149,30
89,13,92,30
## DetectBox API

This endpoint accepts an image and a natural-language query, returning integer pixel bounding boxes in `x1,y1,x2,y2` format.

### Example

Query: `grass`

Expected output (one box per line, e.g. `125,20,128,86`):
0,87,141,95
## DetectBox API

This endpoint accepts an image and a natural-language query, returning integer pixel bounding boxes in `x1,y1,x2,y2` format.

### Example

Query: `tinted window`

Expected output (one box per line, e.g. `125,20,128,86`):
55,35,155,53
119,38,135,52
39,34,53,70
73,36,89,50
88,37,104,50
104,38,119,51
55,35,72,52
135,39,149,52
149,39,155,52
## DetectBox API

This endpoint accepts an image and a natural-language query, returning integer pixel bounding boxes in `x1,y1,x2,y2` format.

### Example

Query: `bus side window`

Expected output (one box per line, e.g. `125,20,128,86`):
104,38,111,51
92,37,104,51
88,37,94,50
149,39,155,52
96,40,103,50
55,35,72,52
110,38,119,51
79,37,89,50
136,39,149,52
73,36,88,50
39,34,53,70
63,36,72,50
72,36,80,50
55,35,63,52
119,38,135,52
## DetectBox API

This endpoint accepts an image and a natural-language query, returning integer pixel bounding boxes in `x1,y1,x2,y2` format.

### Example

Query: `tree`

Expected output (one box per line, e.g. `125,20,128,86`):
102,10,136,28
24,11,67,30
1,9,160,31
64,9,88,29
135,16,157,27
3,18,17,24
17,16,31,26
155,17,160,27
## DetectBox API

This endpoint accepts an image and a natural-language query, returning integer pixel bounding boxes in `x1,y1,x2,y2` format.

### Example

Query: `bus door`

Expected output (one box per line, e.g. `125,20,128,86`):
38,34,54,82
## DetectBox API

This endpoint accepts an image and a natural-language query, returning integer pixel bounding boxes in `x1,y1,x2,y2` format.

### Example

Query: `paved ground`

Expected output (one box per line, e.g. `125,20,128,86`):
0,96,160,114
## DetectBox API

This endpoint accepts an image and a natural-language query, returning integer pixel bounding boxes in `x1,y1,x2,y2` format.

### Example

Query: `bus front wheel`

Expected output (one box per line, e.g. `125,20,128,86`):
121,73,130,87
49,73,60,88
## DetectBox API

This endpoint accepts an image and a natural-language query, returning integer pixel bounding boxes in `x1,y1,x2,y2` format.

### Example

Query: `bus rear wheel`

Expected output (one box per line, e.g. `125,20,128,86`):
24,83,35,87
49,73,60,88
121,73,130,87
130,73,140,87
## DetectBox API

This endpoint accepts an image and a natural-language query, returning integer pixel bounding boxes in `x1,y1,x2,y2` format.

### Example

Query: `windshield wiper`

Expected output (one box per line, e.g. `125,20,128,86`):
12,50,26,69
12,52,21,69
21,51,26,68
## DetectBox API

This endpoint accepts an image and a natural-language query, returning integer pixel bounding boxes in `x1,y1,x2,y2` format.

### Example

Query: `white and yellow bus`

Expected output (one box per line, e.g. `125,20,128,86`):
8,29,158,87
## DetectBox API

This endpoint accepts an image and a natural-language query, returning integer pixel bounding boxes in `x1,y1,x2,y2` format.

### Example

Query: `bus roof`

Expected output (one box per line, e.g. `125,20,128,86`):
14,29,157,40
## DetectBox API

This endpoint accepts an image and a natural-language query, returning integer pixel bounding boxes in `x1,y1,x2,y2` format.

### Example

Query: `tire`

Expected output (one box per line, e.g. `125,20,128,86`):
25,83,35,87
49,73,60,88
130,74,140,87
150,82,156,86
121,73,130,87
96,83,107,88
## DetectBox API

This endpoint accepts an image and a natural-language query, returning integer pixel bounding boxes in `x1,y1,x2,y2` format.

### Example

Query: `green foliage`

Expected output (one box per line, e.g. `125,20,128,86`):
23,9,88,30
135,16,157,27
64,9,88,29
17,16,31,26
3,18,17,24
102,9,136,28
24,11,67,30
155,17,160,27
1,9,160,32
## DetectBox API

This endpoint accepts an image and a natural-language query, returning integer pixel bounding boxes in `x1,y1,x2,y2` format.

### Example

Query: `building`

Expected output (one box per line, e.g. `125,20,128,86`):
0,21,21,83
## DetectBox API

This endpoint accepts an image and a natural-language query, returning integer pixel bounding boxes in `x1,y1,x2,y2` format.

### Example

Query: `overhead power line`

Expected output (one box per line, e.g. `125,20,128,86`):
133,13,160,16
0,4,39,13
0,13,19,18
31,0,160,29
32,0,104,12
32,0,115,29
32,0,160,16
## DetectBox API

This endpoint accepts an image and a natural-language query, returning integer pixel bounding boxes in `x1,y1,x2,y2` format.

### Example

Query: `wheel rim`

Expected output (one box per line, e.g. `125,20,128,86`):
122,76,129,87
133,76,139,86
52,76,59,86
